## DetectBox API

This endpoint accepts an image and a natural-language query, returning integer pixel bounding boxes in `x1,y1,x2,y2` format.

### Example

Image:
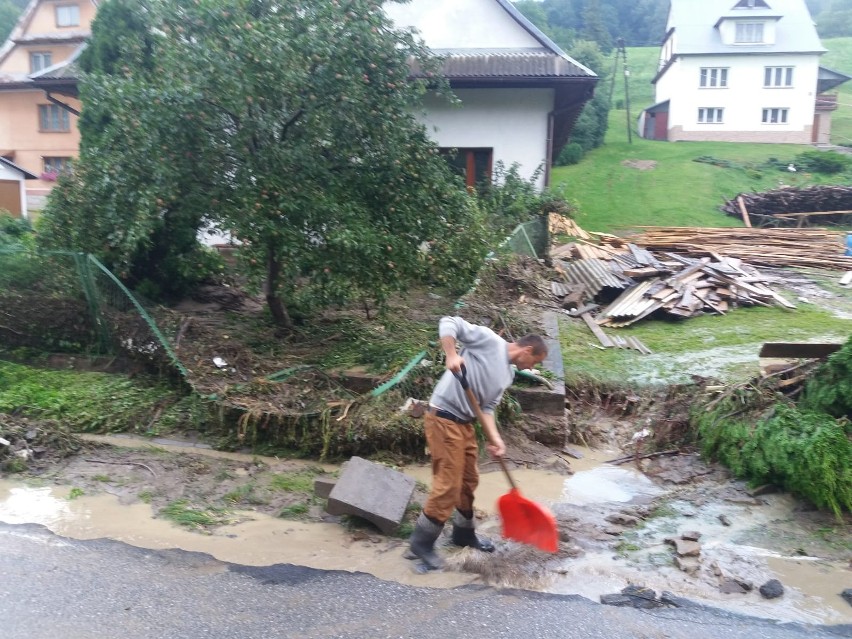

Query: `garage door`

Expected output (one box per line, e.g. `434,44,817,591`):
0,180,22,217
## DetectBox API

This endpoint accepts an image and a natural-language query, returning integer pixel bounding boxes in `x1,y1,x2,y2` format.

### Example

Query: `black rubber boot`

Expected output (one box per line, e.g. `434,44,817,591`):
408,513,445,570
451,511,495,552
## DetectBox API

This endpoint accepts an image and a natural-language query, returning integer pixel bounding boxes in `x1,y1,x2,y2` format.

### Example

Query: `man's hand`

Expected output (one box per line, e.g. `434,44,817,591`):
440,336,465,373
486,434,506,459
445,351,465,373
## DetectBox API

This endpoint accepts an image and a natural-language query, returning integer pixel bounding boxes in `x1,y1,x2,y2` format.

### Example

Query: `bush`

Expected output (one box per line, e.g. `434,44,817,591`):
0,212,32,247
557,142,584,166
793,150,850,175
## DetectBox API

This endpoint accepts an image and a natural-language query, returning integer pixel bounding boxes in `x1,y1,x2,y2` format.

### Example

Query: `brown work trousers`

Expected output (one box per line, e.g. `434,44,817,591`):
422,412,479,523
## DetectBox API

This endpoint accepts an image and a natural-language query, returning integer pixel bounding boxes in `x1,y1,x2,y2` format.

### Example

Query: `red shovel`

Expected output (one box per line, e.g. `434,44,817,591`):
454,366,559,553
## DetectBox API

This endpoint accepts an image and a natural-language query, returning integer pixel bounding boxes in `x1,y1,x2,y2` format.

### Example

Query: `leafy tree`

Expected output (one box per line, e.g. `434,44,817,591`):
40,0,485,326
557,40,609,163
0,0,21,43
41,0,217,301
582,0,613,53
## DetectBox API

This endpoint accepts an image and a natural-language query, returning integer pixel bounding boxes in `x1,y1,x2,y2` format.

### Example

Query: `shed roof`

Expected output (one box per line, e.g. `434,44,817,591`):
0,156,37,179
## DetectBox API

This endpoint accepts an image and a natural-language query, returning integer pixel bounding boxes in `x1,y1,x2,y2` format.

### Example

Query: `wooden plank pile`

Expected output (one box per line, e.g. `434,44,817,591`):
721,185,852,228
609,227,851,271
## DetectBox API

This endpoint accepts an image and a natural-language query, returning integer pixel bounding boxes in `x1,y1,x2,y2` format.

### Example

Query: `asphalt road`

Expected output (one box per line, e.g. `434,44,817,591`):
1,523,849,639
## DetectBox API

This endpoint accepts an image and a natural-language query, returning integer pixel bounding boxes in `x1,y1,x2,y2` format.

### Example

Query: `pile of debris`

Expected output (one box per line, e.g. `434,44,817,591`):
721,185,852,229
547,218,810,349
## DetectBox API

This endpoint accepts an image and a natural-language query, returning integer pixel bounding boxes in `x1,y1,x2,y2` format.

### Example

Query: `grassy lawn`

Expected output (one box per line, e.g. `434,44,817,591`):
821,37,852,146
559,293,851,387
554,41,852,235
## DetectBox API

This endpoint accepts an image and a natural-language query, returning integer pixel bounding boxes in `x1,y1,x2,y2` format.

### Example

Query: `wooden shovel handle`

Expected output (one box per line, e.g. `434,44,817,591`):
454,365,517,491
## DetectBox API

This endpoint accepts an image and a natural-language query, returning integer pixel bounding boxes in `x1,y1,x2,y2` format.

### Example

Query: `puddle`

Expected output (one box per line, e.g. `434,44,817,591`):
562,465,665,505
1,439,850,627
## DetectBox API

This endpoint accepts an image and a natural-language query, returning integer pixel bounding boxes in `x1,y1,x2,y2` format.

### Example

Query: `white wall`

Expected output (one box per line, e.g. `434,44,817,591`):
418,89,552,188
383,0,540,49
657,53,819,136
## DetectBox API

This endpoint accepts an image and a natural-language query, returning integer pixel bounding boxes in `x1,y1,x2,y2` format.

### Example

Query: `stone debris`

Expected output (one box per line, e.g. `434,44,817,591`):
666,537,701,558
718,514,732,527
325,456,415,535
719,579,753,595
675,556,700,576
759,579,785,599
600,585,668,609
841,588,852,607
605,513,641,527
681,530,702,542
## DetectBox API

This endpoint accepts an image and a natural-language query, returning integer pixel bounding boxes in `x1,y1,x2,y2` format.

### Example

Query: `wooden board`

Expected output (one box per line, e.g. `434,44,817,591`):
758,343,842,359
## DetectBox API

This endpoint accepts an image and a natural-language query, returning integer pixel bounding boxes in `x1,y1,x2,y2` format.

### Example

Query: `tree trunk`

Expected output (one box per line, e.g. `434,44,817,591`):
264,246,293,329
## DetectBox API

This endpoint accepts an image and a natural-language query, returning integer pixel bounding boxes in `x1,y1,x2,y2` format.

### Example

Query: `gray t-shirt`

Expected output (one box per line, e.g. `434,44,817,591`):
429,317,514,419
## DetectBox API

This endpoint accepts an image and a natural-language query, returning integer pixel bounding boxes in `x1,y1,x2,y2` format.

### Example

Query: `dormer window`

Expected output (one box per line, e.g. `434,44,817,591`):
735,22,764,43
734,0,770,8
56,4,80,27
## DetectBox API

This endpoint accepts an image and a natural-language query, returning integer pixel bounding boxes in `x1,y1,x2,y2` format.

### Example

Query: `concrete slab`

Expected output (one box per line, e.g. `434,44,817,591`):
508,311,566,416
325,456,415,534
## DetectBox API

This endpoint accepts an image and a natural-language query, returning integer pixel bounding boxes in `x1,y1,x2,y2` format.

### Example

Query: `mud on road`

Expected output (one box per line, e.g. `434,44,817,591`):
1,422,850,628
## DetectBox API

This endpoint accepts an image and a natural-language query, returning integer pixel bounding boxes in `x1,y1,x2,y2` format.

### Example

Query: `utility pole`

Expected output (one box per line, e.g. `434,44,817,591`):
618,38,633,144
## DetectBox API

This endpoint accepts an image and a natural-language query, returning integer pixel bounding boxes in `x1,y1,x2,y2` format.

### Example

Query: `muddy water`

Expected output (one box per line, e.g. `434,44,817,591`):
1,441,850,626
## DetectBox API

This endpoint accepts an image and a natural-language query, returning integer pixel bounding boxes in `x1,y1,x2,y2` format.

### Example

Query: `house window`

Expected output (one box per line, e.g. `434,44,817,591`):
55,4,80,27
43,157,72,174
764,66,793,87
762,108,788,124
735,22,764,43
38,104,70,132
440,148,493,190
700,68,728,88
698,108,724,123
30,52,52,73
734,0,770,7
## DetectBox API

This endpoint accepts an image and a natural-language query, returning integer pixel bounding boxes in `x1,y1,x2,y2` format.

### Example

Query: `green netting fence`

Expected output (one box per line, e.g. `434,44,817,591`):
501,215,549,259
0,248,187,379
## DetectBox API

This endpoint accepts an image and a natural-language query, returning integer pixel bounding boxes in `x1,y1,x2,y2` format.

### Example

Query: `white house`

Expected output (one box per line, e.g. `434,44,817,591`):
641,0,850,143
0,156,37,218
383,0,597,189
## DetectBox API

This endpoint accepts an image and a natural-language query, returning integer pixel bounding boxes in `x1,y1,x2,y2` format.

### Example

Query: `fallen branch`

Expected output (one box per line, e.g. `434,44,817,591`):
605,449,680,465
84,458,157,478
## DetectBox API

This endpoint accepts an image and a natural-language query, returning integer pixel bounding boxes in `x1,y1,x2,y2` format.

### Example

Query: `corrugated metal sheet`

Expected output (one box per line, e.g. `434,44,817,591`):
601,280,660,319
551,281,572,298
557,258,631,296
412,49,595,79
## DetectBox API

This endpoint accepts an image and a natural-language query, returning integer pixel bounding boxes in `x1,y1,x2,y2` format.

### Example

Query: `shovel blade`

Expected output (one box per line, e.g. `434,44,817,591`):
498,488,559,553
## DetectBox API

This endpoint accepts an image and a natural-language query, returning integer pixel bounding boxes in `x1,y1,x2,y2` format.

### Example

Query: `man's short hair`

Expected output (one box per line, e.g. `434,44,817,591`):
517,334,547,356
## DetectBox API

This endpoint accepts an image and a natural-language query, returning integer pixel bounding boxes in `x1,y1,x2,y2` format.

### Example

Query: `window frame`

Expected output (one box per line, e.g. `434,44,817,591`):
439,147,493,190
761,107,789,124
764,66,794,88
697,107,724,124
699,67,729,88
42,157,72,174
30,51,53,73
735,22,765,43
38,104,71,132
55,4,80,27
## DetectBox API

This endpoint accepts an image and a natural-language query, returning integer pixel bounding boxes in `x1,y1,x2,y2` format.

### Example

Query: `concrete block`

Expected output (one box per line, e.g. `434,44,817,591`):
313,476,336,499
508,311,566,416
325,456,415,534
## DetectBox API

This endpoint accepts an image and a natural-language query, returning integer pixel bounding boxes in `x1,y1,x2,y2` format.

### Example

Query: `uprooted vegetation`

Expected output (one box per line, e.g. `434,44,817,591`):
694,336,852,518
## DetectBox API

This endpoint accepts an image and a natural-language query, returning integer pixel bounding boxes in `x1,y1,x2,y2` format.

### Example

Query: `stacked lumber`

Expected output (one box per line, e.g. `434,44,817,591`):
548,213,592,240
609,227,851,271
722,185,852,228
